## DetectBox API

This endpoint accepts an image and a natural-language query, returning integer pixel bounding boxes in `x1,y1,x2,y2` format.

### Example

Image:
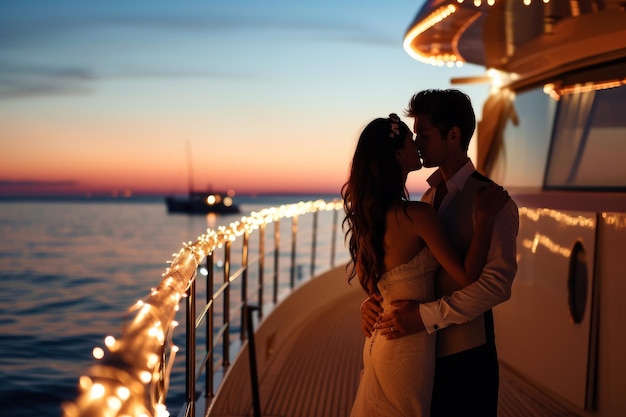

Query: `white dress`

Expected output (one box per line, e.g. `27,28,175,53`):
350,247,438,417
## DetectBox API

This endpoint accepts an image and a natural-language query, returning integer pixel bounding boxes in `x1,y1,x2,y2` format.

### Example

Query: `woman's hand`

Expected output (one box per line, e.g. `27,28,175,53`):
377,299,425,339
360,294,383,337
475,183,509,218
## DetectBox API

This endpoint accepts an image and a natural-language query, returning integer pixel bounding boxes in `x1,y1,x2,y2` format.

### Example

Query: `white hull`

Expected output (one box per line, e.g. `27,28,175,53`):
495,192,626,414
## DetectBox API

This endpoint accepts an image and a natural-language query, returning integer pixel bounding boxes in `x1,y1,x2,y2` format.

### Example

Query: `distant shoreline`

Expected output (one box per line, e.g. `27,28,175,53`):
0,192,343,204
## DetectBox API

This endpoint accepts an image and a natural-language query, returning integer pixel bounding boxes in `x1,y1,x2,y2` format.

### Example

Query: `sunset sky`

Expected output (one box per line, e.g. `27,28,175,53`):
0,0,489,198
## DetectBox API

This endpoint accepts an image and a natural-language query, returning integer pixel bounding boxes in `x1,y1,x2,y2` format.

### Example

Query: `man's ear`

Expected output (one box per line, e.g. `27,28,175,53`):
447,127,461,143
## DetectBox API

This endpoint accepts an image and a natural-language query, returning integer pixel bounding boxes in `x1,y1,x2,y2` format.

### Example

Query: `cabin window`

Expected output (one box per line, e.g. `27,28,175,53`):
490,88,555,188
545,84,626,189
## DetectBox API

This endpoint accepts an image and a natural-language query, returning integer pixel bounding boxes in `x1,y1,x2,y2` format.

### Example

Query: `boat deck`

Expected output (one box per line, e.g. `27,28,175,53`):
206,267,582,417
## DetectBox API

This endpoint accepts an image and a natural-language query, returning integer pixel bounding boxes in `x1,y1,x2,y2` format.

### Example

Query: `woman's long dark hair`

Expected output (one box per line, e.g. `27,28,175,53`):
341,115,411,294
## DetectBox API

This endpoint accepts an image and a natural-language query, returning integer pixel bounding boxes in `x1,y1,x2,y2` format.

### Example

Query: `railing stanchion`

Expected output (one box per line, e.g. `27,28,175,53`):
290,215,298,288
241,231,249,340
223,241,231,368
245,305,262,417
206,251,215,399
258,223,265,319
311,210,318,278
186,273,197,417
273,220,280,304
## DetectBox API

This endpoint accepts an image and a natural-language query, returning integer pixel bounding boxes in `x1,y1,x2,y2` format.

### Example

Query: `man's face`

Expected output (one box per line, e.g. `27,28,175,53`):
413,114,447,168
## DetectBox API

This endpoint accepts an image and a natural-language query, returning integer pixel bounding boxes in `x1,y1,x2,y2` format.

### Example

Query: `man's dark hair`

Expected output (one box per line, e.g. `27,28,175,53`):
405,89,476,150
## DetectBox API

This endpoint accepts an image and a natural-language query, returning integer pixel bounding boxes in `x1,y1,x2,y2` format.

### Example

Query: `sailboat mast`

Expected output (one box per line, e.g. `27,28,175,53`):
186,139,194,195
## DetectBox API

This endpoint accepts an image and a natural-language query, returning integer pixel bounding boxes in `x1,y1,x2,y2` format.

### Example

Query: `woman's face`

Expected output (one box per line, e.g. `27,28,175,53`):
396,131,422,173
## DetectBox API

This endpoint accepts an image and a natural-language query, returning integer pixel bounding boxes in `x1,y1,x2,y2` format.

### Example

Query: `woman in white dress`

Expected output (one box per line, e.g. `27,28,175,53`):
341,114,508,417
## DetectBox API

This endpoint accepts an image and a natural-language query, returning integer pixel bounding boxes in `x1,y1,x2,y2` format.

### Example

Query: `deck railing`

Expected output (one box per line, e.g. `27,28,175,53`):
62,199,346,417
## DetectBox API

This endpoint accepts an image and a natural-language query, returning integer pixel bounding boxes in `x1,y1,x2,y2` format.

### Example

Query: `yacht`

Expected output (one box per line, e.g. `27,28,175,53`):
64,1,626,416
165,189,240,215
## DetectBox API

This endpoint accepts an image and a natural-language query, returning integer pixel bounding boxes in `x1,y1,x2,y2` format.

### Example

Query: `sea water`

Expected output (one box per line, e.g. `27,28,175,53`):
0,194,340,417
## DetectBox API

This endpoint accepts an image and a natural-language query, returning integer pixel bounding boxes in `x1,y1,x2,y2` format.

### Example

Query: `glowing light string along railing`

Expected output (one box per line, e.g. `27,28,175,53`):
62,199,344,417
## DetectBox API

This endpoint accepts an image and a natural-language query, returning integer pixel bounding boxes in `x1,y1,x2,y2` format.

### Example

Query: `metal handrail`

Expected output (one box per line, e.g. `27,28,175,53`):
63,199,345,417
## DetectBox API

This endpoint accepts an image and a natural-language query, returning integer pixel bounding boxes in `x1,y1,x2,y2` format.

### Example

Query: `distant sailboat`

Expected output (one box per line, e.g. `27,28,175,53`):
165,189,240,215
164,141,240,215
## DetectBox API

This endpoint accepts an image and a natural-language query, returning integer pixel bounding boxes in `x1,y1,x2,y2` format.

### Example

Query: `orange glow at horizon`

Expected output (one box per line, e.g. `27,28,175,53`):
0,148,432,197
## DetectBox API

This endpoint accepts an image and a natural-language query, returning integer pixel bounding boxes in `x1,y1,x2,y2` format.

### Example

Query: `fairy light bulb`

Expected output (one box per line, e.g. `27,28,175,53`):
105,335,116,348
116,386,130,400
107,396,122,410
92,347,105,360
90,383,105,399
78,376,93,390
140,371,151,384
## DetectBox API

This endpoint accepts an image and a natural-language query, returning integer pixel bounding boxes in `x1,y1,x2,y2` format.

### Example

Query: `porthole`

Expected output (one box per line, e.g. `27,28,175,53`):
568,240,588,326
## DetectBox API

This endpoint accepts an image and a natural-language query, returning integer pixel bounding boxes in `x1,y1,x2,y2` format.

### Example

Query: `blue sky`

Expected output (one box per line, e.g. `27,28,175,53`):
0,0,490,196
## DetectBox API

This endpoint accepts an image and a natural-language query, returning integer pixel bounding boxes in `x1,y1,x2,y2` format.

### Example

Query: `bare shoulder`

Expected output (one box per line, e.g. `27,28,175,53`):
405,200,433,211
391,201,435,221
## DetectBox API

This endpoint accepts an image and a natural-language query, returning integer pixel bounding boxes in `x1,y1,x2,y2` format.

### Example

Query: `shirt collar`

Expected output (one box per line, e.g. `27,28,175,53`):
426,159,475,192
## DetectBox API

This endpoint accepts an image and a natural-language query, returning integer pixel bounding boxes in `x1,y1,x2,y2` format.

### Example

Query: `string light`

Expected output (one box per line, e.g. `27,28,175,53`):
405,0,553,66
544,79,626,100
63,199,343,417
403,5,460,67
457,0,546,5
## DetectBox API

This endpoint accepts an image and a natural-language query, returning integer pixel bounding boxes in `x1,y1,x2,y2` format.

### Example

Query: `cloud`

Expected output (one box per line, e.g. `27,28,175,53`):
0,61,252,100
0,63,94,99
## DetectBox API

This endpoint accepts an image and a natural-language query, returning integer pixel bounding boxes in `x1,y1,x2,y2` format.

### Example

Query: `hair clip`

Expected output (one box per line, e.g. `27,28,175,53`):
389,113,401,138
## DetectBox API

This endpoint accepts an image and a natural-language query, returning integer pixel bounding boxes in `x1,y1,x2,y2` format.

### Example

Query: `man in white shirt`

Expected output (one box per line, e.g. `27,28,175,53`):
360,89,519,416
